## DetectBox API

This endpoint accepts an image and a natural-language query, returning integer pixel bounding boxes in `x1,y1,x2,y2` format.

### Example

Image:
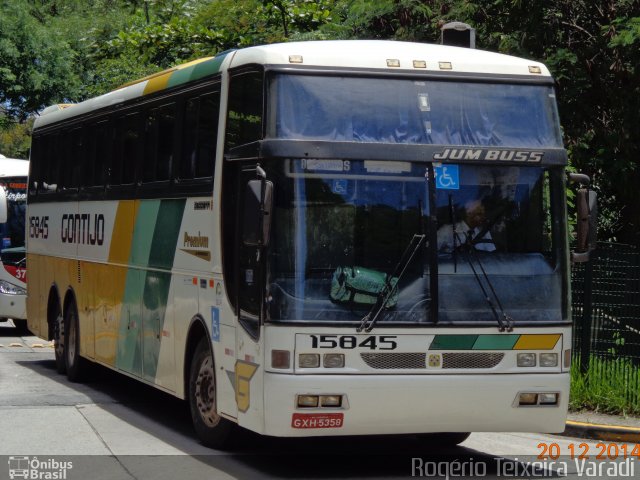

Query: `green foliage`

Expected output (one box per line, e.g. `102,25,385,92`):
1,0,640,245
0,117,32,159
570,356,640,416
0,1,82,118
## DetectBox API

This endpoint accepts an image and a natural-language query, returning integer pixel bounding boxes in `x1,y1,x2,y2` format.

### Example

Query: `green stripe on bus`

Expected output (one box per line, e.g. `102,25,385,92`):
142,199,186,380
167,53,231,89
190,55,227,81
141,270,172,381
148,199,186,269
472,334,519,350
130,200,161,267
117,268,144,375
429,335,478,350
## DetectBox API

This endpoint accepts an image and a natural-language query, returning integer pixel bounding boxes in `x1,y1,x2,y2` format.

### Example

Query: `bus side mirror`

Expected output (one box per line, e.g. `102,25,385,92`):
0,187,7,224
242,179,273,247
569,173,598,263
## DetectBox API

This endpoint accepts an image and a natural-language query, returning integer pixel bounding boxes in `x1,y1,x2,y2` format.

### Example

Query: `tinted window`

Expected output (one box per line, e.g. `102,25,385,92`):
112,113,140,185
180,90,220,179
225,71,263,150
66,128,82,189
144,104,175,182
93,121,110,187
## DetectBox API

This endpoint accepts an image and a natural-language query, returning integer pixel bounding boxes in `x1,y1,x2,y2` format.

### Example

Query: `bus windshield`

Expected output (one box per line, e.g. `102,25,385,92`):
0,178,27,250
435,165,562,324
266,159,431,324
265,161,563,325
271,74,563,148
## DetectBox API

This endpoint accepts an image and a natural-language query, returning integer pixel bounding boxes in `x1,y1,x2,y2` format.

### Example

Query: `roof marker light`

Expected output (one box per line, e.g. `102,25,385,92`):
289,55,303,64
413,60,427,69
386,59,400,68
439,62,452,70
529,66,542,74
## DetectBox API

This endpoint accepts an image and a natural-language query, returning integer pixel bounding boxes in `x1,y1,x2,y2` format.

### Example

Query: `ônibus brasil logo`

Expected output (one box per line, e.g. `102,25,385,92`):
8,456,73,480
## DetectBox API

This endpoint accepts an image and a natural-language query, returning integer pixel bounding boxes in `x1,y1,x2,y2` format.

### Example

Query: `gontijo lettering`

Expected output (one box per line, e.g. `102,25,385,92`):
61,213,105,245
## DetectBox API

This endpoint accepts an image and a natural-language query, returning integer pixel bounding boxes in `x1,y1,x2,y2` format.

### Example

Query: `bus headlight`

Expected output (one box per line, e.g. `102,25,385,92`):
0,280,26,296
518,393,538,405
299,354,320,368
539,393,559,405
297,395,319,408
323,353,344,368
539,353,558,367
320,395,343,407
517,353,536,367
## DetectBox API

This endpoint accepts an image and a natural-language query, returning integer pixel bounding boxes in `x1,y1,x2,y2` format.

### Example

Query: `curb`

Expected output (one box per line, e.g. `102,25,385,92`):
562,420,640,443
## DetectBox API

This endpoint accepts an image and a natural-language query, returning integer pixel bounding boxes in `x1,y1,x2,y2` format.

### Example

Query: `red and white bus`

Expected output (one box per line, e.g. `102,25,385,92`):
0,154,28,332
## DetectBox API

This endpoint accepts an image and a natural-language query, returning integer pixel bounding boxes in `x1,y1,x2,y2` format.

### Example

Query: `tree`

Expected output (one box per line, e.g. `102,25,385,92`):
0,1,82,119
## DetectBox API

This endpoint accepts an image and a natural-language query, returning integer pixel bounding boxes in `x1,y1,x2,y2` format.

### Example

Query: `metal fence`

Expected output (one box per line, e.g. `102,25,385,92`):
571,242,640,406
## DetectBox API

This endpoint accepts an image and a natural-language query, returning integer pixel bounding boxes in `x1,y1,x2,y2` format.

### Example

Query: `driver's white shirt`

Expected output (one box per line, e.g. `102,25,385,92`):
436,221,496,252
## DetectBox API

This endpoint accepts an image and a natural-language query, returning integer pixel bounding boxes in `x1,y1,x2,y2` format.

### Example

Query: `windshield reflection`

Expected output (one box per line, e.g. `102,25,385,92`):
435,165,561,323
264,160,563,325
266,159,431,323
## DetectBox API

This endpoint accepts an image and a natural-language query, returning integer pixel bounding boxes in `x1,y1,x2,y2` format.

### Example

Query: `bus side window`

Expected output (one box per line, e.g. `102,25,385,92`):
113,113,140,186
225,71,263,151
195,93,219,178
180,90,220,181
29,136,42,195
47,134,62,192
180,98,199,180
144,104,175,183
67,127,82,190
85,120,110,189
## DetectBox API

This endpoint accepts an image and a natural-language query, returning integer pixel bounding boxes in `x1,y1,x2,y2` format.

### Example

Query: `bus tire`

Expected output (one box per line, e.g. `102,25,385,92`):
189,337,234,449
64,298,86,382
416,432,471,447
52,304,66,374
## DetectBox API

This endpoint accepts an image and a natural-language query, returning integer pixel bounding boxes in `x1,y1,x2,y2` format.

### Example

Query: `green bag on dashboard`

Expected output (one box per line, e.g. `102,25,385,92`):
330,266,398,308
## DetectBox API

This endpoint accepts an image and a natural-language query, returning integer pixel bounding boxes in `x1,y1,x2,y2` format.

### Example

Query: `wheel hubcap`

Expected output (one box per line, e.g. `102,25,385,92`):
195,356,220,427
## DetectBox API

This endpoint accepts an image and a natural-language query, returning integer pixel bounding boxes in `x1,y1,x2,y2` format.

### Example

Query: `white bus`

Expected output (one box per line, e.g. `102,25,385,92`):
0,154,28,332
27,40,592,448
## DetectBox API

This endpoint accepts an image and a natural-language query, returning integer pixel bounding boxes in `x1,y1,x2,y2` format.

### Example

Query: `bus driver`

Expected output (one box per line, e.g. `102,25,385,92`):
437,199,496,252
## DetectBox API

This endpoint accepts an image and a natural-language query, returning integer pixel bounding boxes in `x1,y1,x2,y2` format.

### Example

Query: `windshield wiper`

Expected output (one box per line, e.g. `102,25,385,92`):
357,234,426,333
453,229,514,332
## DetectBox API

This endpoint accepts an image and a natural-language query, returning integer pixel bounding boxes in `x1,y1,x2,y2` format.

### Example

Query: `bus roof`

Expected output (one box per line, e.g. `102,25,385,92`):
34,40,551,130
0,155,29,177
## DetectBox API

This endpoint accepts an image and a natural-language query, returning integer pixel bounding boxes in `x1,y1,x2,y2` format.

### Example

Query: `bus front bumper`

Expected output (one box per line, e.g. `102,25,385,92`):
0,292,26,321
262,372,569,437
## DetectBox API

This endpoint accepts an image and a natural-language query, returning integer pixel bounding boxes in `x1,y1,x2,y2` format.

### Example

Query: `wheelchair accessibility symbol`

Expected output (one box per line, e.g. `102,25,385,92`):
434,165,460,190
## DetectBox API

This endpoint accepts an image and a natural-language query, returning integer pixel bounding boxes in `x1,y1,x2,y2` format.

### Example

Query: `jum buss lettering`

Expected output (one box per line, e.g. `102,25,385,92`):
61,213,105,245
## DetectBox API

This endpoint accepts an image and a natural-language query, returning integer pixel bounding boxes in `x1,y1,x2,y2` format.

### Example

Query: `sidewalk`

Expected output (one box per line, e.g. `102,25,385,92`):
564,411,640,443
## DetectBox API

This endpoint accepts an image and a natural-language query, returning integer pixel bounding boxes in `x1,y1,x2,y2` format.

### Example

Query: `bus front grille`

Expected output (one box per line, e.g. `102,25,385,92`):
441,352,504,369
359,352,505,369
360,352,426,369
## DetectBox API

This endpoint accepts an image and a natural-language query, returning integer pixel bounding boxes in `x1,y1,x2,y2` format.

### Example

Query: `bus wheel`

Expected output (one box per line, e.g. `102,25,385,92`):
53,305,66,374
189,338,234,449
64,299,86,382
416,432,471,447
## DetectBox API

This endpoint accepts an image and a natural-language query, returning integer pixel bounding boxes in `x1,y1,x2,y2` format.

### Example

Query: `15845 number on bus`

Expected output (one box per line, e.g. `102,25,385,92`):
310,334,397,350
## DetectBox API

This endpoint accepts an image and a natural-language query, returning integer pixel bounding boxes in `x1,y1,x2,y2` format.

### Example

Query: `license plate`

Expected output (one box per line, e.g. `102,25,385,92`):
291,413,344,429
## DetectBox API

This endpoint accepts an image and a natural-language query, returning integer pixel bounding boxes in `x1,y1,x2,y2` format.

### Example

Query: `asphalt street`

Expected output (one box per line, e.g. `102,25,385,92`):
0,321,635,480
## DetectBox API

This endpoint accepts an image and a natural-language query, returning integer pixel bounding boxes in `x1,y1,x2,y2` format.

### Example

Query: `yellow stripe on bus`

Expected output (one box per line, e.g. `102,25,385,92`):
143,73,173,96
108,201,139,264
513,334,561,350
